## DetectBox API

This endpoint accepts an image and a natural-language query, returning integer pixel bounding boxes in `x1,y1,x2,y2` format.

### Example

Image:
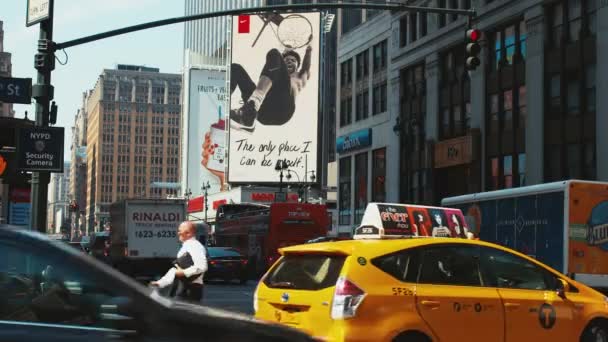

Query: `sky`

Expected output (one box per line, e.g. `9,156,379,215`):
2,0,185,161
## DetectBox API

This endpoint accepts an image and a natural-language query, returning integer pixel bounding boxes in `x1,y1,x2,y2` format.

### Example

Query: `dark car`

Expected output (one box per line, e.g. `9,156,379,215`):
205,247,248,284
89,231,111,262
0,225,315,342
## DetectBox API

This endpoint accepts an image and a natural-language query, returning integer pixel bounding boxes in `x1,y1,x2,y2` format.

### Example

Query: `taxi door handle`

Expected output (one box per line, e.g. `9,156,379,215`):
420,300,441,309
504,302,520,310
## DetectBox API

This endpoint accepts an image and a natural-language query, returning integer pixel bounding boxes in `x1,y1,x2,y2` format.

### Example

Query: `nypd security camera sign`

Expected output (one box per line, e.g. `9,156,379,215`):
16,126,64,172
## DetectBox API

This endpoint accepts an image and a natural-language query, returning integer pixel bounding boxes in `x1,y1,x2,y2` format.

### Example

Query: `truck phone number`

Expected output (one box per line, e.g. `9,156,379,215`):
134,230,177,239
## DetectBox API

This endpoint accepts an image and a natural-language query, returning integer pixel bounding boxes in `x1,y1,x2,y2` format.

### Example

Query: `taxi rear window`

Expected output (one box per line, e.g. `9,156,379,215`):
264,254,346,290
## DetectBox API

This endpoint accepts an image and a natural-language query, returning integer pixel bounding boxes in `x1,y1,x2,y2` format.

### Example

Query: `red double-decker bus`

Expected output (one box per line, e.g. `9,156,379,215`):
214,202,329,277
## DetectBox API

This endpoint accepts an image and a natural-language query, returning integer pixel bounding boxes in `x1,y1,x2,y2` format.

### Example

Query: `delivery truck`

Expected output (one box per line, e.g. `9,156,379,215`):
442,180,608,292
108,199,187,282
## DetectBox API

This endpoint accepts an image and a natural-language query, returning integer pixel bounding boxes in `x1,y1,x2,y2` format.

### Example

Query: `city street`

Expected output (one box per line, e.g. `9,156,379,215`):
202,280,257,315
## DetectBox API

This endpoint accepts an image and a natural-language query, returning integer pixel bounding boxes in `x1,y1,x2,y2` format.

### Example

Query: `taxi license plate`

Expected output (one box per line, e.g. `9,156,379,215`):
274,309,300,325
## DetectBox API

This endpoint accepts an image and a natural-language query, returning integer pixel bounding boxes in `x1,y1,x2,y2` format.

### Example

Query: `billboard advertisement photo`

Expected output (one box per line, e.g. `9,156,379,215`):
228,12,320,183
184,68,228,196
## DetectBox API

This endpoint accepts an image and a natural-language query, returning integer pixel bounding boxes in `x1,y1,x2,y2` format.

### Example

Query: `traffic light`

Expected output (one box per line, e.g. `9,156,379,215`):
466,28,481,70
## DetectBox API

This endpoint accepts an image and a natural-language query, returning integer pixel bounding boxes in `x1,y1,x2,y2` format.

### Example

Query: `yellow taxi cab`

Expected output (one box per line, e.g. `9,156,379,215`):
253,203,608,342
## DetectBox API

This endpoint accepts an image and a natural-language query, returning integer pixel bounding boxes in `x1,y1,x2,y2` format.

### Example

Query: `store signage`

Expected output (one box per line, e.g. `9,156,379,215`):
251,192,298,202
434,135,474,168
336,128,372,154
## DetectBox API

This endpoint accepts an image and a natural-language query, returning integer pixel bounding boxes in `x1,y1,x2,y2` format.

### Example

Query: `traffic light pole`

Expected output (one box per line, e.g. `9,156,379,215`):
30,0,55,233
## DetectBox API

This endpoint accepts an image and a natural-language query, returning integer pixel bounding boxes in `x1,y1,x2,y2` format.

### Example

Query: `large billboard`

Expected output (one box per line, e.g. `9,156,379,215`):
228,12,320,183
184,68,228,196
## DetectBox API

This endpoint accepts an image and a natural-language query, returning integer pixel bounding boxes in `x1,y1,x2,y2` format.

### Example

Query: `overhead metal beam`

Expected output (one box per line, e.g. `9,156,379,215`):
55,2,476,50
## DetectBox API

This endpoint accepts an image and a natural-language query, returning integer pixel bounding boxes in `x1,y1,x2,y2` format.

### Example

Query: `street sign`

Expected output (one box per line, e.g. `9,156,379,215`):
26,0,51,27
0,77,32,104
16,126,64,172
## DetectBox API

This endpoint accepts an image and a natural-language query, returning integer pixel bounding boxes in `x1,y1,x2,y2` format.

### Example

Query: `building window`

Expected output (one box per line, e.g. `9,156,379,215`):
372,148,386,202
339,157,352,226
503,155,513,188
439,44,471,139
340,97,352,126
399,63,427,203
356,51,369,79
587,0,597,34
551,3,564,48
586,66,596,112
485,19,527,190
490,157,499,190
567,79,580,115
569,0,582,42
449,0,458,22
354,152,368,224
438,0,447,28
409,13,418,42
340,59,352,87
419,13,427,38
356,91,369,121
373,40,387,71
400,15,408,47
373,82,387,115
342,8,362,35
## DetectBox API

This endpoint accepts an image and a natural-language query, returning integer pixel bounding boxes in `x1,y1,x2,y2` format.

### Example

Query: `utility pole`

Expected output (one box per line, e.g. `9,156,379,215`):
30,0,55,233
202,181,210,223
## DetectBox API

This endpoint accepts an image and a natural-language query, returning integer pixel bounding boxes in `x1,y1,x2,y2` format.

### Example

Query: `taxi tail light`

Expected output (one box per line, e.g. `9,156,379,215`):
331,277,365,319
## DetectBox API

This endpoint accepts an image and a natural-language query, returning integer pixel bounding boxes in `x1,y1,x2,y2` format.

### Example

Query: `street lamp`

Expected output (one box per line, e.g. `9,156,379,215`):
275,159,289,193
286,170,304,202
201,181,211,223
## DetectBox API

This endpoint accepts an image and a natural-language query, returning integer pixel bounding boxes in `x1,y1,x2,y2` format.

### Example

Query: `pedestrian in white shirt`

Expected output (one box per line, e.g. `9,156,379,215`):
150,221,208,303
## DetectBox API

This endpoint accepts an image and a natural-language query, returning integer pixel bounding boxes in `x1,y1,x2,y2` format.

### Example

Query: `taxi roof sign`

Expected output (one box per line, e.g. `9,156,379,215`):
353,203,474,240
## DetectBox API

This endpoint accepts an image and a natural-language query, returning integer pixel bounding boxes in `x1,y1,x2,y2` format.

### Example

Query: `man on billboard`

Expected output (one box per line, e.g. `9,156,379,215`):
230,13,314,133
230,45,312,132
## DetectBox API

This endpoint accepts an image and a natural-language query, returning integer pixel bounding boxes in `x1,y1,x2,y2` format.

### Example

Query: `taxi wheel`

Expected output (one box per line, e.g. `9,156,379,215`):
393,331,431,342
582,321,608,342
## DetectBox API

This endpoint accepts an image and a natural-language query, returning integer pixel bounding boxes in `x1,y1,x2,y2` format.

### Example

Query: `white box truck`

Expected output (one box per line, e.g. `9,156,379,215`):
109,199,187,281
442,180,608,292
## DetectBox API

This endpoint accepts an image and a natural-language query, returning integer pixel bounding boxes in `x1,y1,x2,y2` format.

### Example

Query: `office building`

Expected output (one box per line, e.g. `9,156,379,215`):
336,0,607,233
69,92,89,237
85,65,182,232
48,162,71,233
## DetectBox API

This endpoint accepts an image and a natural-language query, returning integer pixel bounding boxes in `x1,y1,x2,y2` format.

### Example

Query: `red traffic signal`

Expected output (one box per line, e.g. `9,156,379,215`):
467,29,481,41
466,28,482,71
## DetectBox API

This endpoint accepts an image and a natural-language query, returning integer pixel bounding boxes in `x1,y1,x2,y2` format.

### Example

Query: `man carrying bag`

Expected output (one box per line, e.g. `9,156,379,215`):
151,221,208,303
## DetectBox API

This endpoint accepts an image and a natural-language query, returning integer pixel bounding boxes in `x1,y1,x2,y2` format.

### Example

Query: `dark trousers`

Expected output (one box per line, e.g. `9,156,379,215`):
230,49,295,125
170,280,204,303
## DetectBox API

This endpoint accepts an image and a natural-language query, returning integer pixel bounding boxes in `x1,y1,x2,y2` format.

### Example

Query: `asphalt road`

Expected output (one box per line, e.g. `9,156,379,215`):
202,280,257,315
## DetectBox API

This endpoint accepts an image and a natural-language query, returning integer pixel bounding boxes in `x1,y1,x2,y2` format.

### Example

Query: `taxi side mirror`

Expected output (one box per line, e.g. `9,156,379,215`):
557,278,570,299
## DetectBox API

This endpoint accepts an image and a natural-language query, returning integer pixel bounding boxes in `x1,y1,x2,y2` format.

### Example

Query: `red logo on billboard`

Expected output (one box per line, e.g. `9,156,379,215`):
213,199,227,210
188,196,204,213
238,15,250,33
